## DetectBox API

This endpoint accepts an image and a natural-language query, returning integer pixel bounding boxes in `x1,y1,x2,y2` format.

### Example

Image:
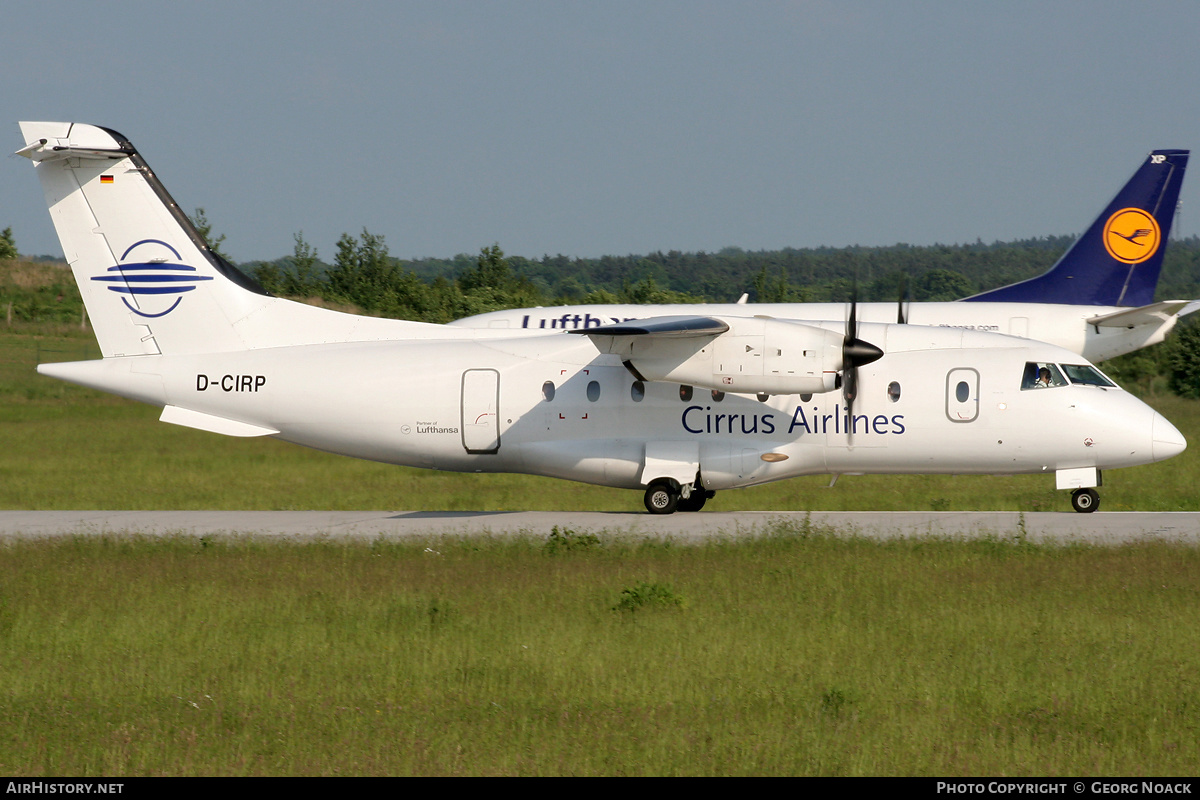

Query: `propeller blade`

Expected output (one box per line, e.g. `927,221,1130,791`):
896,272,909,324
842,335,884,414
847,281,859,341
844,284,860,429
842,278,883,439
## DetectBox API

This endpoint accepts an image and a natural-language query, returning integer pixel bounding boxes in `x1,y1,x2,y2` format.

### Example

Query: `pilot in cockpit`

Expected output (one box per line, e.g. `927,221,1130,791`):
1022,362,1066,390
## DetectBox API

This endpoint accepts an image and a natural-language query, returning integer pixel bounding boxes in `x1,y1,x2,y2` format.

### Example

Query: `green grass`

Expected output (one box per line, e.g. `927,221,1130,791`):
2,326,1198,511
0,530,1197,776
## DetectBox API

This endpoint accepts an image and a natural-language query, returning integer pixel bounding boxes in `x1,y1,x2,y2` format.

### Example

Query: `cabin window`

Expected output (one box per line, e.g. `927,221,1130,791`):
1061,364,1116,388
757,392,770,402
887,381,901,403
542,381,555,401
800,393,813,403
587,380,601,402
955,381,970,403
1021,362,1067,390
711,389,725,402
680,385,693,401
631,381,645,402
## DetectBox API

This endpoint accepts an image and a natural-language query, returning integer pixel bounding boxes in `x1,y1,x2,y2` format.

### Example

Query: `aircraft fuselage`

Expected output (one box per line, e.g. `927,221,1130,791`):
42,322,1180,494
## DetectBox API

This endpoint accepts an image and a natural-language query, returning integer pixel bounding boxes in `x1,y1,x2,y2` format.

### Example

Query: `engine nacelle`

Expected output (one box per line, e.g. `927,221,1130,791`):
617,317,845,395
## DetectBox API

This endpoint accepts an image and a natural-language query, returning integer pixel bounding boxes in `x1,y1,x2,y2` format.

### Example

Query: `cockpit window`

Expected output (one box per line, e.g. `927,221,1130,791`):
1061,364,1116,388
1021,362,1068,390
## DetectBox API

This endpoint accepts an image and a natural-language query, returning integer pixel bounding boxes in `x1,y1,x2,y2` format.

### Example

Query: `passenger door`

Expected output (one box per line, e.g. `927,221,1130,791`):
461,369,500,453
946,368,979,423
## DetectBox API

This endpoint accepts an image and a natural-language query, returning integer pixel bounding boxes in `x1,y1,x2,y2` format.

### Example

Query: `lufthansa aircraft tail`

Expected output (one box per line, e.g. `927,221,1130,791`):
964,149,1188,307
16,121,431,358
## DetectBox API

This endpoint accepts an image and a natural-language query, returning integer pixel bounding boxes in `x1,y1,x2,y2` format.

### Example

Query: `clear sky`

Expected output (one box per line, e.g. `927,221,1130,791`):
3,1,1198,264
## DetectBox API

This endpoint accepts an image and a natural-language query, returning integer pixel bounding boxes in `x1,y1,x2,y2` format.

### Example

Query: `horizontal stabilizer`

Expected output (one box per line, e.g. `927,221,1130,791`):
568,315,729,338
159,405,279,437
1086,301,1190,328
15,122,133,162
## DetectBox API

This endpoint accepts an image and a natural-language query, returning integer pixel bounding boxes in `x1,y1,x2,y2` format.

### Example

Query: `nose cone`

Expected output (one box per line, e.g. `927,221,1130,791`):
1153,412,1187,462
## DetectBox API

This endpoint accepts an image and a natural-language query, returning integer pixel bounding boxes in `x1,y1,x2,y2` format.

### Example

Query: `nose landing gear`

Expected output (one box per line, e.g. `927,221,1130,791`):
1070,488,1099,513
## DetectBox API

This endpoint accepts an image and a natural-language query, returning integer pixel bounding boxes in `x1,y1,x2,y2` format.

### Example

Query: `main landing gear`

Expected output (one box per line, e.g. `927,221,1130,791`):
643,480,715,515
1070,488,1100,513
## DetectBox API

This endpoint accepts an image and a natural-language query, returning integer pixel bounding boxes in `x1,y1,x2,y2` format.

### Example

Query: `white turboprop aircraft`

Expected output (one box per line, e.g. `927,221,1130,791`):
16,122,1187,513
450,150,1192,364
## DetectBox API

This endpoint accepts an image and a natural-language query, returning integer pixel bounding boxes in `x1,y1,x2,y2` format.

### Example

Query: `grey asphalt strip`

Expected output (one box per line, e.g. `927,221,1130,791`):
0,511,1197,545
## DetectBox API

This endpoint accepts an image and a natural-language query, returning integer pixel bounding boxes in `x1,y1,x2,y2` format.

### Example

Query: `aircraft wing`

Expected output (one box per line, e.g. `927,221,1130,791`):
1086,301,1192,328
570,314,844,395
568,315,730,338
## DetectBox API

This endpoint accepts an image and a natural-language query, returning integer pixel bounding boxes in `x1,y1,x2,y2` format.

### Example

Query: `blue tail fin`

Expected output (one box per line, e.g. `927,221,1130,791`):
964,149,1188,307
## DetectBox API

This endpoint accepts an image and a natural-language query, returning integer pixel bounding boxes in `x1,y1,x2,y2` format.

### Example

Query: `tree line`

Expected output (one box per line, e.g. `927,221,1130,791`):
241,228,1200,321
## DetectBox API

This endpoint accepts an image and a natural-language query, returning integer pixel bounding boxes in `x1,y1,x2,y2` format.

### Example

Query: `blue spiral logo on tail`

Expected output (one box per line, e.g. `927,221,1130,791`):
91,239,213,318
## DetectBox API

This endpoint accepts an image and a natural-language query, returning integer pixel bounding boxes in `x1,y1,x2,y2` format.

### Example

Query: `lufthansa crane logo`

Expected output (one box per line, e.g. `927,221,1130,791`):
1102,208,1161,265
91,239,213,318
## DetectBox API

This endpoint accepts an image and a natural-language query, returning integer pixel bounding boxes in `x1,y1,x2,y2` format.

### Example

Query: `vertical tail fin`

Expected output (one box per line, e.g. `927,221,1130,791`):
16,122,271,357
964,149,1189,306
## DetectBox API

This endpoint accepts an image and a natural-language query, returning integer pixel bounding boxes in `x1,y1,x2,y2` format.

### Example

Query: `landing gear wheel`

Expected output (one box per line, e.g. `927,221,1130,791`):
1071,488,1100,513
644,482,679,515
677,490,709,512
